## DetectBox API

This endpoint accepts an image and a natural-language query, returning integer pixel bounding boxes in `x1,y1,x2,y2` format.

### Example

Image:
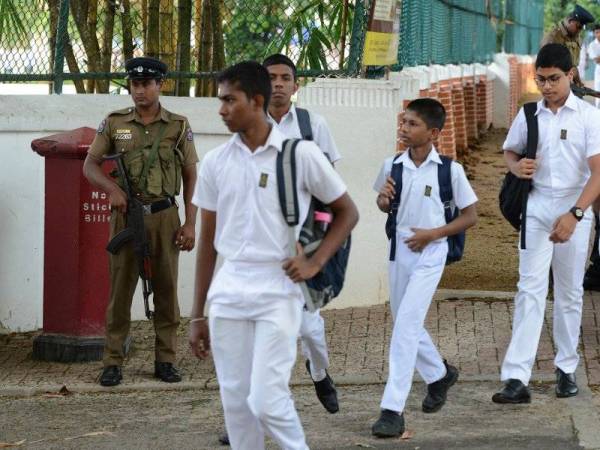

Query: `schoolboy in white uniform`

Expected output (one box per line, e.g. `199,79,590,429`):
493,43,600,404
371,98,478,438
264,53,341,413
587,24,600,107
188,61,358,450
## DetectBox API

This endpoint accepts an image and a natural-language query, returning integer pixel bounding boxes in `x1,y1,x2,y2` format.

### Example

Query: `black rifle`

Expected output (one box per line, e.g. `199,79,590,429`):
104,153,154,320
571,84,600,99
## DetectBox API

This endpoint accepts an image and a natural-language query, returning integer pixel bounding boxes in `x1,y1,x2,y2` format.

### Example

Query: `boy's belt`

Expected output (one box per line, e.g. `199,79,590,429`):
142,197,175,215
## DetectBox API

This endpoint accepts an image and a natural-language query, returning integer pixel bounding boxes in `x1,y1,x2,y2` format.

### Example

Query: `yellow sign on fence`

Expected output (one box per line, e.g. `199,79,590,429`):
363,31,398,66
362,0,401,66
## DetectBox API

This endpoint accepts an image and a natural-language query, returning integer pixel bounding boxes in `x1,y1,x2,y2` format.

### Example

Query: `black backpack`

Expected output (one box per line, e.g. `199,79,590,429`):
498,102,538,249
276,138,351,311
385,154,465,265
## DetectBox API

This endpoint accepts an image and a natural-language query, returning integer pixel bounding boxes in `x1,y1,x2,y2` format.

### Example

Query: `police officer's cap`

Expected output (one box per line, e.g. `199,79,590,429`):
125,57,167,80
570,5,595,26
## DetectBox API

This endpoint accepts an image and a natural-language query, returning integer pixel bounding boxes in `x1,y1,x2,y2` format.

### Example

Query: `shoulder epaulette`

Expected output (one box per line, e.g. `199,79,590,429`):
107,107,134,116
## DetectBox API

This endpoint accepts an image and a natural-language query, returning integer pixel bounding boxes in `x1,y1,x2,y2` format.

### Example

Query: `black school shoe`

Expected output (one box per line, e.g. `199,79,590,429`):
306,360,339,413
556,368,578,398
371,409,405,438
218,431,230,446
584,262,600,291
492,378,531,404
154,361,182,383
99,365,122,387
422,360,459,413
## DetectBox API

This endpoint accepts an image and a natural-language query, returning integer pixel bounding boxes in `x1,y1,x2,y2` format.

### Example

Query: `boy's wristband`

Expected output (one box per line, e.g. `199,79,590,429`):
190,316,208,323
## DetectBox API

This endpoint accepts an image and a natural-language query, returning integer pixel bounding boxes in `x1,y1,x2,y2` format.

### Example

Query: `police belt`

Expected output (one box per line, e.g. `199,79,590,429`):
142,197,176,215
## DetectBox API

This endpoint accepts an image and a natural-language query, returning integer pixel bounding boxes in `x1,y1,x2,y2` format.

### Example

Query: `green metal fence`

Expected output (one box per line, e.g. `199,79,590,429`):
504,0,545,55
0,0,370,93
397,0,502,68
0,0,545,94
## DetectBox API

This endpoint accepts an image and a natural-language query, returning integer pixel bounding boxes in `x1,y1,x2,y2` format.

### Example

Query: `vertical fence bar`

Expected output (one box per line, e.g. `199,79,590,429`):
347,0,367,76
53,0,70,94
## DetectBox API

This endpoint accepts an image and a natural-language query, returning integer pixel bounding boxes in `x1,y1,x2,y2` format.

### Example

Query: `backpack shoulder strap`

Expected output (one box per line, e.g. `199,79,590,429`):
295,107,314,141
437,155,454,224
387,153,404,260
276,139,301,226
523,102,538,159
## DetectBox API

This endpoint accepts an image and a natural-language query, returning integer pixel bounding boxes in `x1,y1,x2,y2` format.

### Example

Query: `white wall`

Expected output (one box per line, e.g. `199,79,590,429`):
0,59,509,332
0,89,400,332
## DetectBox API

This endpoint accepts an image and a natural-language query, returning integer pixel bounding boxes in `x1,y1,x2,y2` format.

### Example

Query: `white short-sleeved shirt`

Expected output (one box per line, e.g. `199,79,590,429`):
193,126,347,264
502,92,600,197
588,39,600,80
373,147,478,242
268,104,342,163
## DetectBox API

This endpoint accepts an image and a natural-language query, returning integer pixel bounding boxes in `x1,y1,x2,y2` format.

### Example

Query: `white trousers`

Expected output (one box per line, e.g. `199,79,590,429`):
501,192,592,385
380,238,448,413
209,262,309,450
595,76,600,108
299,309,329,381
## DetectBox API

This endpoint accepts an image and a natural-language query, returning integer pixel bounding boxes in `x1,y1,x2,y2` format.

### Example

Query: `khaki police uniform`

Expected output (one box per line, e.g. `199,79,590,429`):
542,22,583,70
88,105,198,366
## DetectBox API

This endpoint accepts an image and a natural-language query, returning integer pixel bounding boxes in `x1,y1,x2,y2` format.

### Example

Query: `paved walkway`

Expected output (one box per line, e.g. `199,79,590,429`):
3,290,600,393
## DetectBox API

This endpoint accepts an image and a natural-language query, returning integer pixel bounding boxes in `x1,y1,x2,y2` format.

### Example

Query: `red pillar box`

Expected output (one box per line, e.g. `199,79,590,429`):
31,127,112,362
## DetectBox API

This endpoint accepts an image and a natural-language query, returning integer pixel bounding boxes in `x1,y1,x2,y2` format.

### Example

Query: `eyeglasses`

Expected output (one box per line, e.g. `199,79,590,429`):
533,74,565,87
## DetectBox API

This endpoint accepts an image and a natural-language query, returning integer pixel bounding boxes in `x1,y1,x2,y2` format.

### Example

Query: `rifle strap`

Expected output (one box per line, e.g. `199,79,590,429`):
139,122,168,192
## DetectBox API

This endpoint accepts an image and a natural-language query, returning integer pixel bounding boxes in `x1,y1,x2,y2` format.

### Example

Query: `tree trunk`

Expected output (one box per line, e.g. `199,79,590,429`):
142,0,148,48
159,0,175,95
147,0,160,57
70,0,102,93
194,0,204,97
176,0,192,96
98,0,116,93
86,0,99,92
121,0,134,62
48,0,58,94
199,0,213,97
210,0,224,95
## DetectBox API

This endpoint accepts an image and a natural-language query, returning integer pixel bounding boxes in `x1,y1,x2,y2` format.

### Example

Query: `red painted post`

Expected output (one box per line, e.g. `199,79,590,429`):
31,127,112,362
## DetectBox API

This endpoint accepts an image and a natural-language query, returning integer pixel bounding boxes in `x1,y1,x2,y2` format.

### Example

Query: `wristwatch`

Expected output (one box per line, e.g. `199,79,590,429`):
570,206,584,222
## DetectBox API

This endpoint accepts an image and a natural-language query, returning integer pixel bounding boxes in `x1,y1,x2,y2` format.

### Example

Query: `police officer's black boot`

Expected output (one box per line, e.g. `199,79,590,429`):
99,365,122,386
154,361,182,382
584,212,600,291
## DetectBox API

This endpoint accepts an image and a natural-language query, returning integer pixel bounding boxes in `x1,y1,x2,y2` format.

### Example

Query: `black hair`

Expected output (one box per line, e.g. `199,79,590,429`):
263,53,297,80
217,61,272,112
406,98,446,130
594,23,600,31
535,43,573,72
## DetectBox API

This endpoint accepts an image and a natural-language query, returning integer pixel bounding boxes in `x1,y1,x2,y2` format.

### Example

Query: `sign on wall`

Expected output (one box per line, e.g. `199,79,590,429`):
363,0,402,66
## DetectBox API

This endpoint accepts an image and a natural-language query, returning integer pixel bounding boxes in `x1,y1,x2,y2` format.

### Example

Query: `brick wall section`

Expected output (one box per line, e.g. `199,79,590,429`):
451,79,468,155
508,56,520,122
436,86,457,159
463,76,478,144
476,75,493,132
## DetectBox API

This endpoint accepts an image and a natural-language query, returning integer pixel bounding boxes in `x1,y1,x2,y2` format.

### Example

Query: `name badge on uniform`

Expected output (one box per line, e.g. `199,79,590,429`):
259,173,268,188
114,129,132,140
424,185,432,197
560,129,567,140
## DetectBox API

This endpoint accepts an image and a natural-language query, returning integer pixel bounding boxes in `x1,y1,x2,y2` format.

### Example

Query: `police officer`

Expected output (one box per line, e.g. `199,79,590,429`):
542,4,595,87
83,57,199,386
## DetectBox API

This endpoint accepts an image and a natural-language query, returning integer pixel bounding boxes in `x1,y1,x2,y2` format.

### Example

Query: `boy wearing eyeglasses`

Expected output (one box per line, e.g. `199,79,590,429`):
493,43,600,404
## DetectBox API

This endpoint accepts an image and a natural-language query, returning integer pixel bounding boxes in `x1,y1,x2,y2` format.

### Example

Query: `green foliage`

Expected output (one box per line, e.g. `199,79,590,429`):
0,0,34,47
223,0,354,71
